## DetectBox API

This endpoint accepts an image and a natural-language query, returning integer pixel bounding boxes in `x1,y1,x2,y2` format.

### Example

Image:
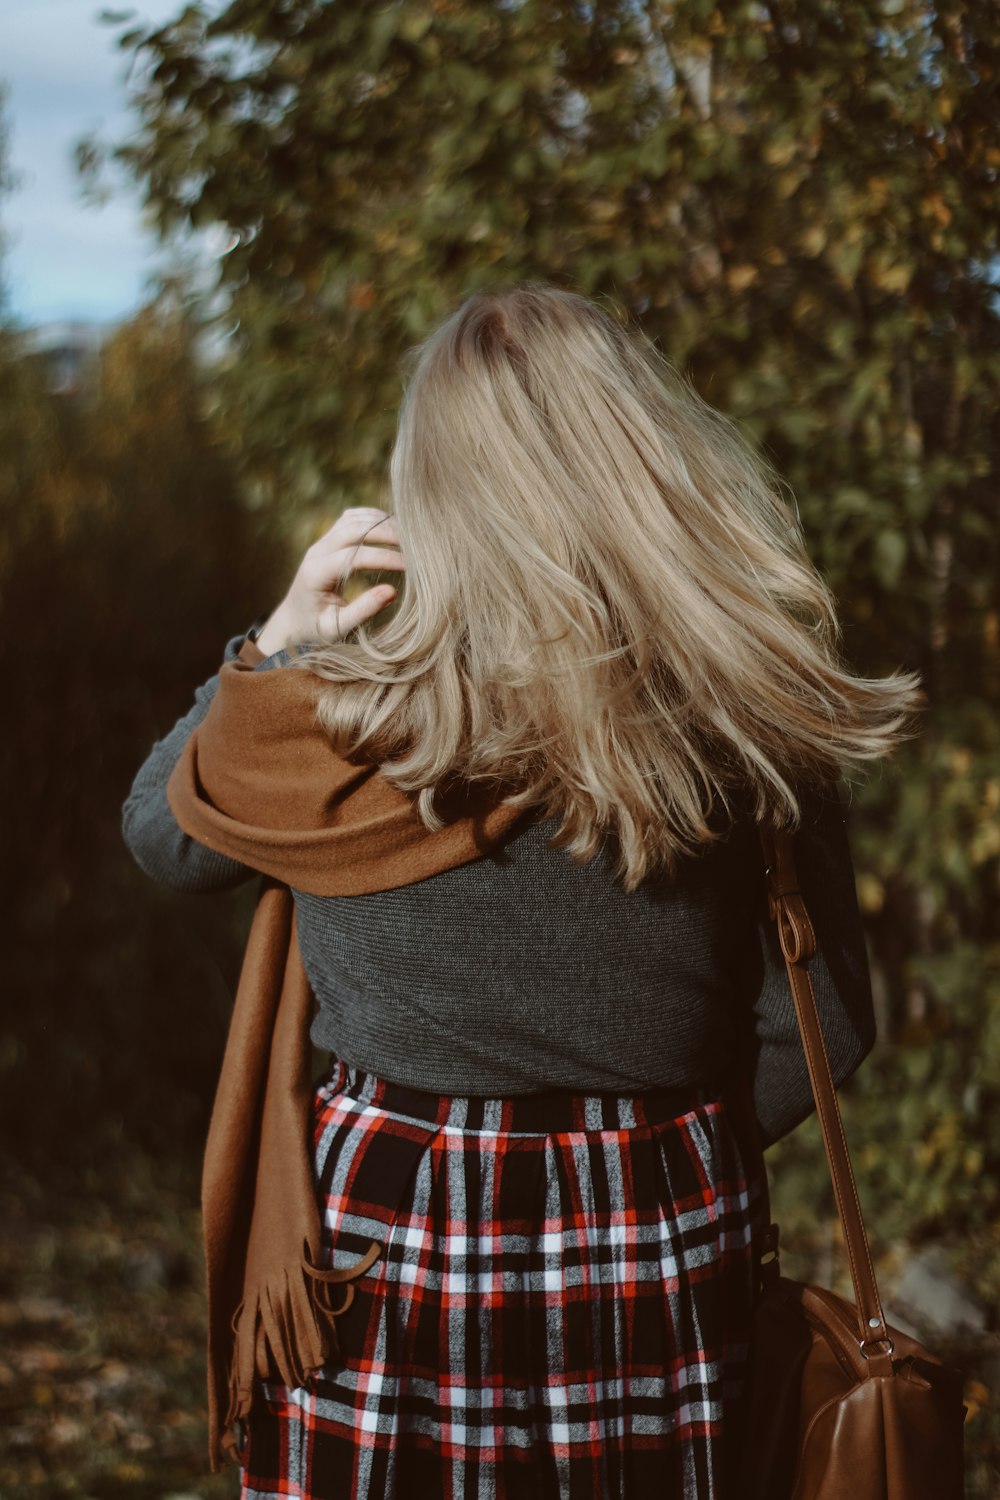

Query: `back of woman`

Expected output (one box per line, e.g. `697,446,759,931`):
123,283,924,1500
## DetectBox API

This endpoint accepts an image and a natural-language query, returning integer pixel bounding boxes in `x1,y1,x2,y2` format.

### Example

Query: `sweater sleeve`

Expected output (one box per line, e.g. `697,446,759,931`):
732,779,877,1150
121,626,281,893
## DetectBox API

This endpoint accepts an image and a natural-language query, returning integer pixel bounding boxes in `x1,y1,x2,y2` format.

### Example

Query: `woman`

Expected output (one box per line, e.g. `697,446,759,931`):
123,283,924,1500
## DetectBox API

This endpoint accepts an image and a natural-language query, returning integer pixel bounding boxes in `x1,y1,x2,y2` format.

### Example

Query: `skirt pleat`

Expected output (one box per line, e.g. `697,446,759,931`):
239,1055,765,1500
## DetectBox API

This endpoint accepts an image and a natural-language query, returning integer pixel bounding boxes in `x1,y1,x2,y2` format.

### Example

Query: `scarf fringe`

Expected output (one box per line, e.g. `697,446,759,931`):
217,1237,383,1468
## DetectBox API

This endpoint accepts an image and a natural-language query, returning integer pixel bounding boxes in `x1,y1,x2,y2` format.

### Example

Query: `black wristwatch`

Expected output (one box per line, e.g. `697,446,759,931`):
245,612,271,646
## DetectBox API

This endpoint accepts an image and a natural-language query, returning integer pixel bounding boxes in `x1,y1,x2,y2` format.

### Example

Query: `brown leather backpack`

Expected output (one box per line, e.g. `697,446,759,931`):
724,819,969,1500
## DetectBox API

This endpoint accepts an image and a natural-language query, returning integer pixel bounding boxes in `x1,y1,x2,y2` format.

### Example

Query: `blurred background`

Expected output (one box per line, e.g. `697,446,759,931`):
1,1,998,1494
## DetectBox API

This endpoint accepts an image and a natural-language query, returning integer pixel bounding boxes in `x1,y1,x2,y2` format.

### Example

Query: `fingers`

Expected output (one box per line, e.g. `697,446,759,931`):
300,544,405,600
304,544,404,582
311,508,399,555
316,583,397,642
337,544,406,571
296,509,404,642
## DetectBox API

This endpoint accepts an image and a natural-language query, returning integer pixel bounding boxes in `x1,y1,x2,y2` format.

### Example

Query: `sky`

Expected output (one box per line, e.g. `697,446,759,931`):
3,0,201,328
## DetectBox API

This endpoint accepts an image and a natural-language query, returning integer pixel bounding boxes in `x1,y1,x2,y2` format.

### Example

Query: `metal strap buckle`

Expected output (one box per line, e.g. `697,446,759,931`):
859,1335,894,1359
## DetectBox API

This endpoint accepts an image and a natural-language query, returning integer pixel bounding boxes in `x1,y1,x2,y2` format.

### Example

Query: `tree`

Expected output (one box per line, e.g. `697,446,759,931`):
82,2,1000,656
0,297,286,1170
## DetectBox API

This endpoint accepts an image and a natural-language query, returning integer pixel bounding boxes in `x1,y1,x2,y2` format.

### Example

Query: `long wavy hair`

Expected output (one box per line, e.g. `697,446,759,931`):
291,283,926,892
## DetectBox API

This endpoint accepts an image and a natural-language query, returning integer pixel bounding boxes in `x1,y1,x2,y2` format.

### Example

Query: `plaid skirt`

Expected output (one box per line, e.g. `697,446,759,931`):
239,1056,765,1500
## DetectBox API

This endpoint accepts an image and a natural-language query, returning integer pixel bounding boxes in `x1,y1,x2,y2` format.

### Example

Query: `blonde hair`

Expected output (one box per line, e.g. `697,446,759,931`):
292,283,925,892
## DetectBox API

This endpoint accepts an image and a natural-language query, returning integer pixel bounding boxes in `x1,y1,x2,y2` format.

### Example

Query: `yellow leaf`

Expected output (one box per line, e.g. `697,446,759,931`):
856,873,885,914
763,138,797,168
970,822,1000,863
963,1379,989,1421
865,176,891,209
726,263,758,293
774,167,806,200
922,193,953,228
798,224,827,258
867,258,912,293
589,197,618,224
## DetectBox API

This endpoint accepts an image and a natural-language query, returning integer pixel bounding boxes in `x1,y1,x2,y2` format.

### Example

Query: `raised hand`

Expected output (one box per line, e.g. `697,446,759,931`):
253,507,405,655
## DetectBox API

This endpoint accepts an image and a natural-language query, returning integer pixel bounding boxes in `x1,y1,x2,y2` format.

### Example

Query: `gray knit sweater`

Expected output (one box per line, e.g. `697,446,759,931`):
122,626,877,1148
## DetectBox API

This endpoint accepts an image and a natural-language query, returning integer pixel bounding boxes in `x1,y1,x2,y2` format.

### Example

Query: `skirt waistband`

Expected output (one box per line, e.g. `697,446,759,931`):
319,1054,738,1135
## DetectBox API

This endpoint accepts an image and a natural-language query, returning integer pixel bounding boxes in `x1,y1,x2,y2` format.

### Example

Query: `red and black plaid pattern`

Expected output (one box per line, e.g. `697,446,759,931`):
239,1057,764,1500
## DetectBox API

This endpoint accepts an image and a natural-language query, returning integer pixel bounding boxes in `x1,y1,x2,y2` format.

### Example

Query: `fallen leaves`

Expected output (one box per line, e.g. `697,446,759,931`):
0,1166,235,1498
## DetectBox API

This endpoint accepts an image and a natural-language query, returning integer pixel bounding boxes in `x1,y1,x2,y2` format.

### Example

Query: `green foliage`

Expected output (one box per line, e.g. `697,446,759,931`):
82,1,1000,640
0,303,288,1169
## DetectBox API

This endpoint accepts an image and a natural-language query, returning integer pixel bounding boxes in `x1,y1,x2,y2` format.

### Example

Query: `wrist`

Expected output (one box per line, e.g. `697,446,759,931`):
252,604,297,657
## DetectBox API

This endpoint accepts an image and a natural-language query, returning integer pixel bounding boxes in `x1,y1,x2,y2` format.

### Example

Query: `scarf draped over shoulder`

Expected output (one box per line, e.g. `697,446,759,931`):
167,637,532,896
165,636,532,1470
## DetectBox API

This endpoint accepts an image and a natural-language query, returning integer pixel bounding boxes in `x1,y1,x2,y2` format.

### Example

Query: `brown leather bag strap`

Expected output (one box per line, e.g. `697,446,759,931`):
757,818,893,1366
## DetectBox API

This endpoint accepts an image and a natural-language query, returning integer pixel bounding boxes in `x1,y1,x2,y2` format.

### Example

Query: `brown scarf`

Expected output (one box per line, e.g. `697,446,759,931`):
166,637,534,1470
